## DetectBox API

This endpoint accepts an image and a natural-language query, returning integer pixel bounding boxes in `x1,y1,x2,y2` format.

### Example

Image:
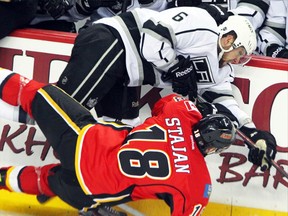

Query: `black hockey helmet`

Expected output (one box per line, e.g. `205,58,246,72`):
193,114,236,156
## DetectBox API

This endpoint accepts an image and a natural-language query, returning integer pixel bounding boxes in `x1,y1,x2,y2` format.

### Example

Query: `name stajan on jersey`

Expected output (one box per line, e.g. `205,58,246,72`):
75,94,212,216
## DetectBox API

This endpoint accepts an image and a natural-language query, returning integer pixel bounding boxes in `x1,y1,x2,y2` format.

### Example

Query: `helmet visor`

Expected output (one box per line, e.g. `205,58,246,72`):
231,54,252,66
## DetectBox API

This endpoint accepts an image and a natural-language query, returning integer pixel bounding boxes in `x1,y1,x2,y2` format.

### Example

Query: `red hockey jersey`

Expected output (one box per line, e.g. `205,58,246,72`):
75,94,212,216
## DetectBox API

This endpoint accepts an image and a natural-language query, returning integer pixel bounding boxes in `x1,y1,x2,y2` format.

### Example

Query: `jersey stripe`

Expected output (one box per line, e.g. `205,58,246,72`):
38,88,81,134
70,39,120,100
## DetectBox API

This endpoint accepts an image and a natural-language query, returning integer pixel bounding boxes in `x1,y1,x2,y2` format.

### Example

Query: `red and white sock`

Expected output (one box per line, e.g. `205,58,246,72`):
4,165,58,197
0,68,30,106
0,68,45,117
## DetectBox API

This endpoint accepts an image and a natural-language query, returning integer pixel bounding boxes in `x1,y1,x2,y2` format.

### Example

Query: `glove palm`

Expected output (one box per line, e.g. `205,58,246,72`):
241,127,277,171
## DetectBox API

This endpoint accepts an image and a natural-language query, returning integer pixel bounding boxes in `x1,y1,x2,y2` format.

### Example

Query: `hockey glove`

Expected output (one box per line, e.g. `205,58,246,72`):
240,126,277,171
39,0,72,19
164,55,198,100
266,44,288,59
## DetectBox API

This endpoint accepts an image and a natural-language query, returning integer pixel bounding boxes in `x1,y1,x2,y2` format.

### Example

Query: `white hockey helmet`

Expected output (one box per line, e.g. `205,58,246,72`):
218,15,257,56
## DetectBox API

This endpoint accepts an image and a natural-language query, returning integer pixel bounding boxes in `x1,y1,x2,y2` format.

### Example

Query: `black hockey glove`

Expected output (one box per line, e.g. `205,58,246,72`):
266,44,288,59
39,0,72,19
162,55,198,100
240,126,277,171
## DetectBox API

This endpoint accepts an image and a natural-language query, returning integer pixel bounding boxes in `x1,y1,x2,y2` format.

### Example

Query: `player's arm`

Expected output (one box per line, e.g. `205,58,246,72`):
140,11,199,98
197,84,277,171
257,0,287,58
229,0,269,30
140,18,178,72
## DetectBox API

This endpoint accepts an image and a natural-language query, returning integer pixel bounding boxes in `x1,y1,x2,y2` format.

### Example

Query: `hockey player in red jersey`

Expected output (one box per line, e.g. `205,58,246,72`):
0,68,236,216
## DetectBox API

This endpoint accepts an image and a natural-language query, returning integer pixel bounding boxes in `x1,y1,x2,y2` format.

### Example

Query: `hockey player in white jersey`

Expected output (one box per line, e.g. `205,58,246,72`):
257,0,288,58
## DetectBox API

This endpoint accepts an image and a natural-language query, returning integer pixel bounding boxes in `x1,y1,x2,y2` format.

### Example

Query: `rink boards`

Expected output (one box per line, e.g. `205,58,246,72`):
0,29,287,215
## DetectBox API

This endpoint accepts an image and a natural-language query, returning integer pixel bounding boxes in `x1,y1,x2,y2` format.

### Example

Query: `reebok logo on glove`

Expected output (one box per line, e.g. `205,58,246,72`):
175,65,194,78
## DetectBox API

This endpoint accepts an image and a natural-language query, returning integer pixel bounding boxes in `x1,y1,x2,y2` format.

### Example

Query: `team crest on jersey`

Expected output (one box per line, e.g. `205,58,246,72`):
61,76,68,85
86,97,98,108
191,56,215,84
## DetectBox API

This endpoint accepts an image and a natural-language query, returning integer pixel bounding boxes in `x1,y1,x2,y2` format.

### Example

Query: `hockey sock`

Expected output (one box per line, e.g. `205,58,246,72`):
4,165,58,197
0,68,45,117
0,71,23,106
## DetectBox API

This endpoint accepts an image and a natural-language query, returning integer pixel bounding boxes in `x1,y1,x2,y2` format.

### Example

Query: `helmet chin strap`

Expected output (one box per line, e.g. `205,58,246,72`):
218,36,233,60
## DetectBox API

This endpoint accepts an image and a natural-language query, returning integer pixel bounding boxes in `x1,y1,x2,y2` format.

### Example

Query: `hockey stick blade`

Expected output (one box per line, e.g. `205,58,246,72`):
236,129,288,179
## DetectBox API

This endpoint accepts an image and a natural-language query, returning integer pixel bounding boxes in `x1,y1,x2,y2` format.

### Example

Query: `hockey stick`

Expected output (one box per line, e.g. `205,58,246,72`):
196,95,288,179
236,129,288,179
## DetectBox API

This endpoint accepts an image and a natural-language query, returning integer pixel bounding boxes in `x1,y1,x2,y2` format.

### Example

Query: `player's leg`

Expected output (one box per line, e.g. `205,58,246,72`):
0,99,35,124
0,74,127,215
0,164,59,197
96,84,141,126
0,68,98,208
0,24,126,125
0,164,96,210
56,24,126,110
0,68,96,170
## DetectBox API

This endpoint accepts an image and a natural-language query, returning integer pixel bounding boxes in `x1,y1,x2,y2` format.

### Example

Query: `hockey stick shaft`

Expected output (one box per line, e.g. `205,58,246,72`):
236,129,288,179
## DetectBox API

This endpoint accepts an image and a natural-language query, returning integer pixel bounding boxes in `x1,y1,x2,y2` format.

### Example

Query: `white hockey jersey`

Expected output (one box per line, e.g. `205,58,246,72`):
95,7,253,128
228,0,269,30
257,0,288,55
